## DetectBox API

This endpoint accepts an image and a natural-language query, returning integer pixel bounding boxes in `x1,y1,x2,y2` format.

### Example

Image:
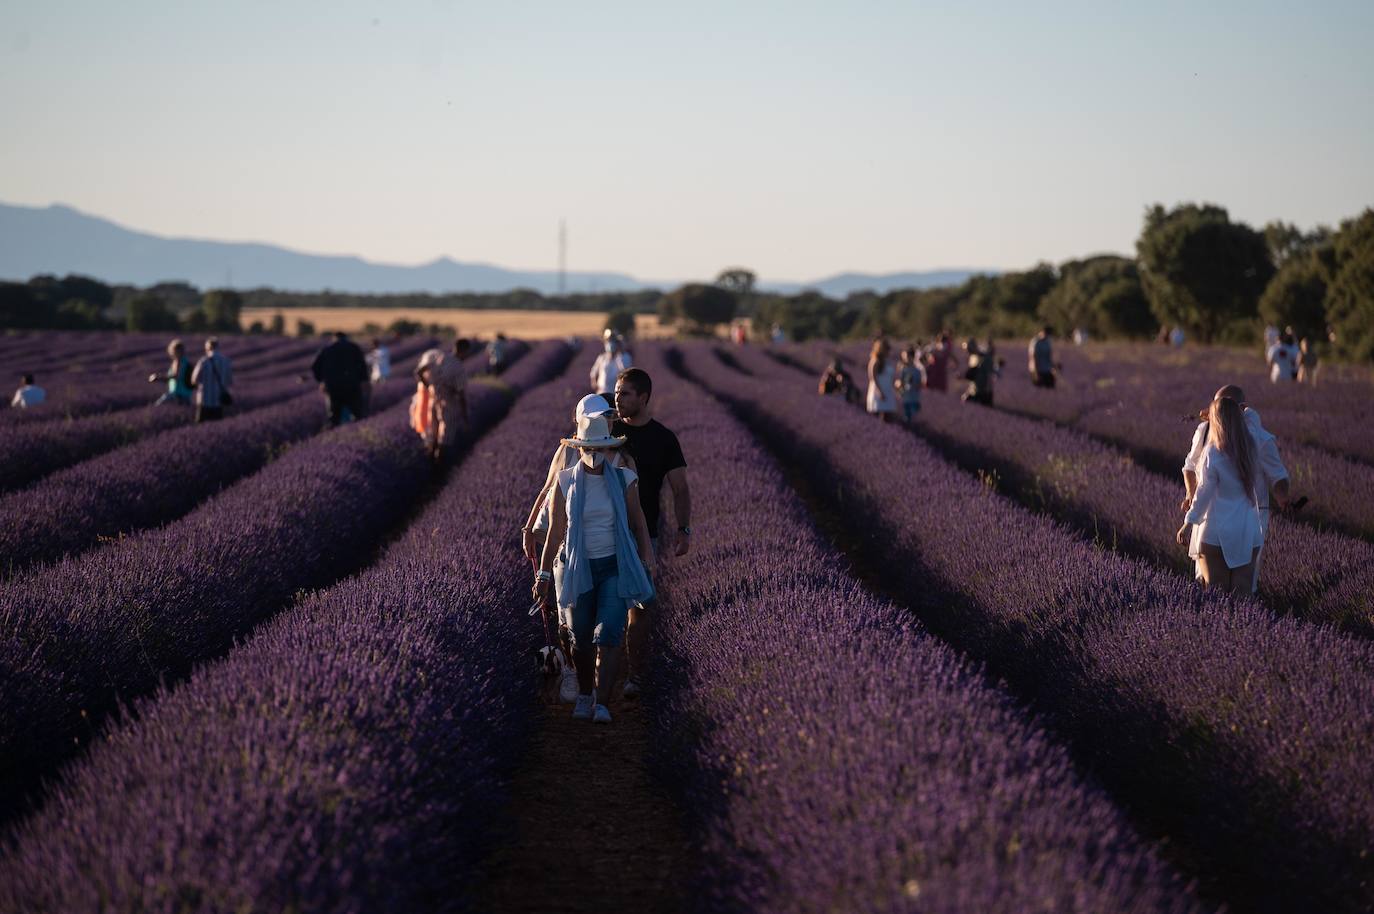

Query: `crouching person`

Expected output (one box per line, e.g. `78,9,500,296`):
533,413,655,724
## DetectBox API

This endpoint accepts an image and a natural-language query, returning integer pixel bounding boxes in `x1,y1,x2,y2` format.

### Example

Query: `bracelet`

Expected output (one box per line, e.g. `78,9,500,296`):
535,570,552,582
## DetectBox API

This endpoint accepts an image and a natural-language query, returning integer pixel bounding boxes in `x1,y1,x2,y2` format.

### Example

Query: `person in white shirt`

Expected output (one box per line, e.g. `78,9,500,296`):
1180,384,1289,593
589,336,632,394
10,373,45,408
1266,332,1298,383
1177,395,1266,595
367,338,391,384
533,413,655,725
190,337,234,423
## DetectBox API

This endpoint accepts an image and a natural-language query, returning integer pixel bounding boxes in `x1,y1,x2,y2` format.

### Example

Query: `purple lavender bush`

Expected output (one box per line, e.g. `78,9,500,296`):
0,340,500,576
634,349,1201,913
761,344,1374,635
0,349,586,913
678,341,1374,913
0,340,568,821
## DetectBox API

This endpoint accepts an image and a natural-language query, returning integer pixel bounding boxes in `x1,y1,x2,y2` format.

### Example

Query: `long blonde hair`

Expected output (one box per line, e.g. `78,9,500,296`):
1208,396,1258,502
870,338,889,370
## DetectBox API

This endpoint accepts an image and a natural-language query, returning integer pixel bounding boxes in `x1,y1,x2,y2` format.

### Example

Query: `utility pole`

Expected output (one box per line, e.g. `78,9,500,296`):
557,219,567,297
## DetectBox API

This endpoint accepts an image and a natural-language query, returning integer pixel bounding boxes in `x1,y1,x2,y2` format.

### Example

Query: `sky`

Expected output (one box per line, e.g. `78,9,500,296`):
2,0,1372,284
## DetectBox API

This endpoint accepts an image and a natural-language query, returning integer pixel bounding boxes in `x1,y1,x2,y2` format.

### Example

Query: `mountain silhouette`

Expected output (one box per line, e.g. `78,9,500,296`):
0,201,982,296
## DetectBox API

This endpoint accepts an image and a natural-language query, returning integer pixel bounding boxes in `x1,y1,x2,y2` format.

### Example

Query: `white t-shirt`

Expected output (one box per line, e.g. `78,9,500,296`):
557,465,638,559
1266,343,1297,383
590,351,632,394
10,385,45,408
368,346,391,382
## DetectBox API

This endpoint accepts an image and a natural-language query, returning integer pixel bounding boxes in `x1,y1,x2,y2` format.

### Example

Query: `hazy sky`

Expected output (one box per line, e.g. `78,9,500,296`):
3,1,1372,283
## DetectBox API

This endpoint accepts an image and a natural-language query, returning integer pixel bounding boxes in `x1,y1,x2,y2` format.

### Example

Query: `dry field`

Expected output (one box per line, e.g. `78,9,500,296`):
239,306,679,339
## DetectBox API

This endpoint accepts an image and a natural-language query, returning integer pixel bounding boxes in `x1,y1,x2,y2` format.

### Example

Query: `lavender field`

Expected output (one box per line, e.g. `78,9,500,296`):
1,331,1372,914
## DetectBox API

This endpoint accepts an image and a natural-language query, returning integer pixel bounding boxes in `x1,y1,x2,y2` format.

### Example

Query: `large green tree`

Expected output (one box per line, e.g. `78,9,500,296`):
202,288,244,331
659,284,737,332
126,294,182,332
1136,203,1274,343
1258,251,1330,342
1038,255,1155,339
1324,208,1374,362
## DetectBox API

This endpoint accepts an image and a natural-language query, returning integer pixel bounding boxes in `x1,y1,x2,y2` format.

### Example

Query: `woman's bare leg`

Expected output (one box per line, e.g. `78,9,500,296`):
1227,548,1261,597
1197,543,1231,590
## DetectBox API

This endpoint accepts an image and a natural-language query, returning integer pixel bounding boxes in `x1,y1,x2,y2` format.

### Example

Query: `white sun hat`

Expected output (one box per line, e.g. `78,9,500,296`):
561,413,626,448
575,394,613,419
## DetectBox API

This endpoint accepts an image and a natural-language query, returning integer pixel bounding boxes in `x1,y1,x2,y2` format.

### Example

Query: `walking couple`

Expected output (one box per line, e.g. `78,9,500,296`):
524,368,691,725
1176,384,1290,596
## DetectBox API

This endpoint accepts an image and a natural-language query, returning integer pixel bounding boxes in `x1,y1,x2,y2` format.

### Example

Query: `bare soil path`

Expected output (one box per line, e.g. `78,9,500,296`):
474,693,693,914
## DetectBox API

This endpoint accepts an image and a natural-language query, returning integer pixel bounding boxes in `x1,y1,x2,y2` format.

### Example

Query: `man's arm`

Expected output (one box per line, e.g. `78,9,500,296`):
666,466,691,556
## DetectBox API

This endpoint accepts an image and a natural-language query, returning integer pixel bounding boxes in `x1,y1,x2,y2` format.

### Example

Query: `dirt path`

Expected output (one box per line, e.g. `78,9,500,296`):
474,693,693,914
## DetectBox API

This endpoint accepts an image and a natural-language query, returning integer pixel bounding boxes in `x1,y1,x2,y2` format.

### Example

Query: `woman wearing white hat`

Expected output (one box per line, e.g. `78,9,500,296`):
522,394,634,703
534,411,655,724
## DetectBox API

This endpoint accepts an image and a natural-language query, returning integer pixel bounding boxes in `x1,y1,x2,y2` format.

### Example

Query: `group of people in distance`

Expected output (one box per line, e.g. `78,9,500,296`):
145,337,234,422
408,338,471,464
819,327,1051,419
525,337,690,726
1264,324,1323,386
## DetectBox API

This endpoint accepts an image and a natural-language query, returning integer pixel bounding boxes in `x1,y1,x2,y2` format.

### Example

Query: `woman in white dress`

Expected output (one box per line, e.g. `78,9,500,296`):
866,338,898,423
1175,395,1264,595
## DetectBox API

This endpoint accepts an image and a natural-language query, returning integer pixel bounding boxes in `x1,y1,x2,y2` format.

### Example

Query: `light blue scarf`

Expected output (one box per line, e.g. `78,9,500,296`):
559,462,655,610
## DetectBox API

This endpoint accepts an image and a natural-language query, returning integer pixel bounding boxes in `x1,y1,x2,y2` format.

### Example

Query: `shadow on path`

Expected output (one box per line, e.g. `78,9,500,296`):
474,694,692,914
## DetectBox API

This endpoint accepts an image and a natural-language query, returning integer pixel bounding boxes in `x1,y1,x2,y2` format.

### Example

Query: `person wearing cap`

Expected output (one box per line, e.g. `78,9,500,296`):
521,393,634,704
190,337,233,423
589,334,632,395
534,412,655,724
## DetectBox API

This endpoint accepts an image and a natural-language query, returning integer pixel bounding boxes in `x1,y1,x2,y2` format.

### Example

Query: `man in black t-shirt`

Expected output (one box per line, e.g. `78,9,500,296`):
612,367,690,698
311,331,371,427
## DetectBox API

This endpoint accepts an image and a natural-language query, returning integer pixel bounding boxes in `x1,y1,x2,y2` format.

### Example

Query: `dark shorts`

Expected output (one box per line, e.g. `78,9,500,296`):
195,405,224,423
325,389,367,427
1032,371,1055,388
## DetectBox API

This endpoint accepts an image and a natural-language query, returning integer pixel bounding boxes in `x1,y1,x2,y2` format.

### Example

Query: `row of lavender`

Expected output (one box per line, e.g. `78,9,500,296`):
0,336,437,494
817,337,1374,545
0,350,589,912
758,345,1374,636
0,340,566,823
0,341,507,577
678,342,1374,912
984,343,1374,529
1,334,322,426
636,349,1201,913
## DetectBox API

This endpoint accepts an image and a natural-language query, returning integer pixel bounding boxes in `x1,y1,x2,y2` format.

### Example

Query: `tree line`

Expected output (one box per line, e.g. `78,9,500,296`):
743,204,1373,362
2,203,1370,361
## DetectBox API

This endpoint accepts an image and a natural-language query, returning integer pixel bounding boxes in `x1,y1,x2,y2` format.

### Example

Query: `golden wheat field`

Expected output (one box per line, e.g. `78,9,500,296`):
239,307,677,339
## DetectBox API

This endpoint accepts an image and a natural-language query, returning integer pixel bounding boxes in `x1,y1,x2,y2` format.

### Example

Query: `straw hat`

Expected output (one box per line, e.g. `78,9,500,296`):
561,413,625,448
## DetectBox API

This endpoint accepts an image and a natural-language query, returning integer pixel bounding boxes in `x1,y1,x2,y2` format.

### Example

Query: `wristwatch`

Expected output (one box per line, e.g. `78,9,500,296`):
678,526,692,535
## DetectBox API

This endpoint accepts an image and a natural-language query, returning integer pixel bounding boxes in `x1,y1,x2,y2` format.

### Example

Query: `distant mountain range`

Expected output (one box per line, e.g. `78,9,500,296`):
0,201,984,297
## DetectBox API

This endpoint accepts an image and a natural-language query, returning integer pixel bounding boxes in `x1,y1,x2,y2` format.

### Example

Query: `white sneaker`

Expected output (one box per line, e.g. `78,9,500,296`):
572,694,593,720
593,704,612,724
622,678,641,699
559,667,579,704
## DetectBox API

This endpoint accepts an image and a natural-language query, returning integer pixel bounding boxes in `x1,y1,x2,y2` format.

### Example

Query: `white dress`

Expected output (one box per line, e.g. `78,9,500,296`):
867,361,897,414
1185,444,1264,569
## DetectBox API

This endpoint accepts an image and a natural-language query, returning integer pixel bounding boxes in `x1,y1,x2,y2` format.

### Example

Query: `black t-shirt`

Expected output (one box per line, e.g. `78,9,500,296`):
611,418,686,537
311,339,369,394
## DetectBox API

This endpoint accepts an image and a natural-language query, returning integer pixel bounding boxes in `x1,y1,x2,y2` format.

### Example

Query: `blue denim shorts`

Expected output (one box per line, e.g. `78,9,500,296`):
570,555,629,648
